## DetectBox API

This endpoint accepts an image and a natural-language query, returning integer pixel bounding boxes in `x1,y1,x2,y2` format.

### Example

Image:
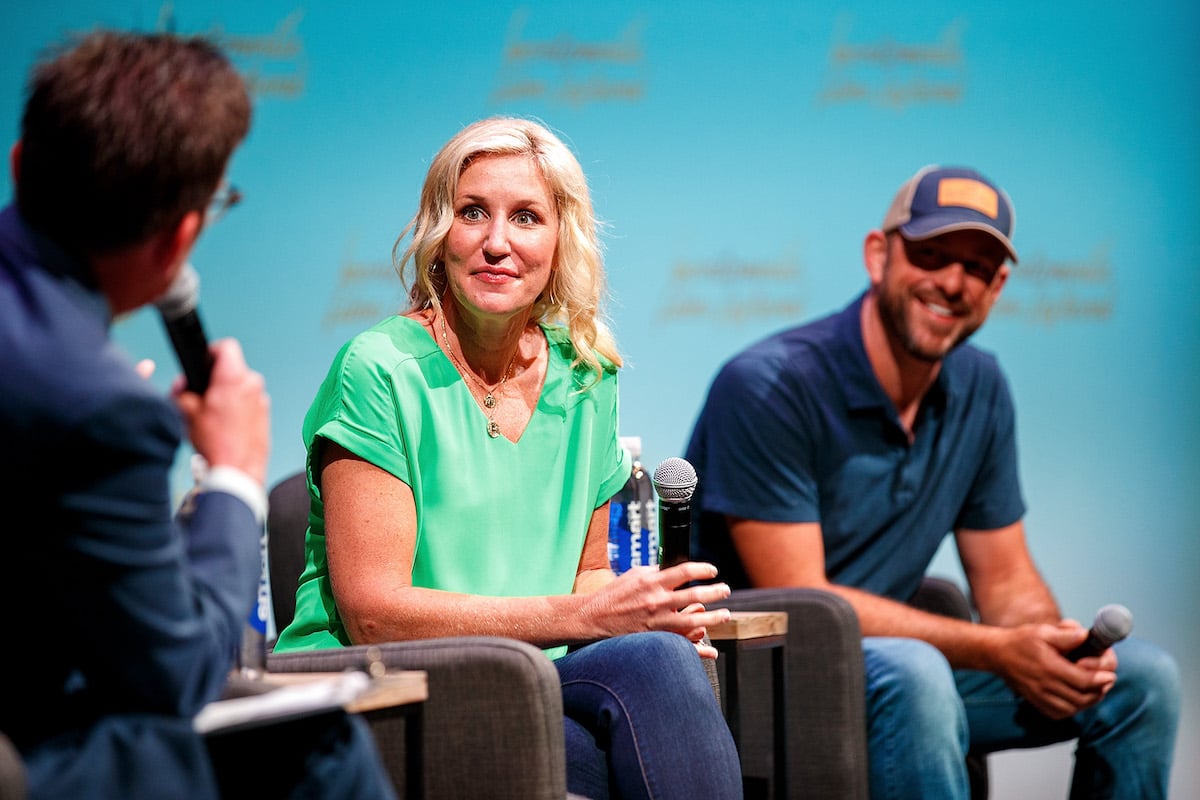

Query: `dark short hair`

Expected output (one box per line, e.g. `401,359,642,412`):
16,30,251,254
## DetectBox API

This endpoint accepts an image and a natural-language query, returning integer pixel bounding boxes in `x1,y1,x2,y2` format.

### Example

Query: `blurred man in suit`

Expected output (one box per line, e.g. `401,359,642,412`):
0,30,394,799
686,165,1180,798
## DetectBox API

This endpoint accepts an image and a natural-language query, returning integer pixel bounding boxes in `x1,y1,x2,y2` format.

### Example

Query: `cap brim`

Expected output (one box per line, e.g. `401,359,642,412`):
899,218,1019,264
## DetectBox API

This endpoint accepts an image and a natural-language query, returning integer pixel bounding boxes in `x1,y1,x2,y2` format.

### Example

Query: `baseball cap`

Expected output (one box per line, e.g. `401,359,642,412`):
881,165,1018,263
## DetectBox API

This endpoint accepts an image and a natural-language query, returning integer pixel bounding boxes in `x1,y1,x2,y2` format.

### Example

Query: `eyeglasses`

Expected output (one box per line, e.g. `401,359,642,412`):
206,183,243,226
901,237,1003,285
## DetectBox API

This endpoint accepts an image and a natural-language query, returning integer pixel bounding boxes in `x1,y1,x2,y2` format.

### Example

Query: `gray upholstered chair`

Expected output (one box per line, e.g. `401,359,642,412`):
714,587,868,799
264,471,568,799
713,577,989,800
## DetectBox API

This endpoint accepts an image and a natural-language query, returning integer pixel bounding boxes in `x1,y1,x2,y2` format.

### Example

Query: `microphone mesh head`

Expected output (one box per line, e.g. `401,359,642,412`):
652,457,697,502
154,262,200,320
1093,604,1133,643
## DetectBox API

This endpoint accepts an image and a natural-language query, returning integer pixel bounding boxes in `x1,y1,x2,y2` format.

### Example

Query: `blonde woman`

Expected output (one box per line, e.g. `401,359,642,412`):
276,118,742,799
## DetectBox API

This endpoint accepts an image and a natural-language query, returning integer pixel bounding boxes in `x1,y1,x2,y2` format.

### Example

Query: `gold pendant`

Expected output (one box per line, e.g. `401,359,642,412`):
483,393,496,409
487,420,501,438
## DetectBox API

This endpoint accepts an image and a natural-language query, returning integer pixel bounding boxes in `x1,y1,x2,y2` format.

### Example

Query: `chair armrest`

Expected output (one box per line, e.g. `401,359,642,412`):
268,637,565,800
716,588,868,800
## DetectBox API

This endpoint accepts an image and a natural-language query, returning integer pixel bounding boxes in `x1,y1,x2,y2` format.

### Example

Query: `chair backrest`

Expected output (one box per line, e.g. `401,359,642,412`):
266,471,310,634
908,575,975,621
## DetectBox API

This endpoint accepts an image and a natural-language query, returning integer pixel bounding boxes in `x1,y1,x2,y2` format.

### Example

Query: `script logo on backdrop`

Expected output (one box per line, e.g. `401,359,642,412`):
155,3,307,99
994,244,1115,326
656,249,806,326
819,16,966,110
321,237,404,331
491,8,646,107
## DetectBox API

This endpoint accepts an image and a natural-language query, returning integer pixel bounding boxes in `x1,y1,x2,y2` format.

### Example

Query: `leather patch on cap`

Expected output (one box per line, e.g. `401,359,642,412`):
937,178,999,219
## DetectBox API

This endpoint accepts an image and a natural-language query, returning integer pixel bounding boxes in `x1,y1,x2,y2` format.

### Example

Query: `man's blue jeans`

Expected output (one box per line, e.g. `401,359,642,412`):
556,632,743,800
863,636,1180,800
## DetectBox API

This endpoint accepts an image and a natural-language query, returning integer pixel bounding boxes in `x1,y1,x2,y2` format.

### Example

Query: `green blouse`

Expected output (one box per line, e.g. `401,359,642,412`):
273,315,631,658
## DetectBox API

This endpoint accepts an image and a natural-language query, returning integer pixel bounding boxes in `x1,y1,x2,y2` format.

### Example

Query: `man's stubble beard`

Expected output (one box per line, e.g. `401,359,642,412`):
875,254,982,364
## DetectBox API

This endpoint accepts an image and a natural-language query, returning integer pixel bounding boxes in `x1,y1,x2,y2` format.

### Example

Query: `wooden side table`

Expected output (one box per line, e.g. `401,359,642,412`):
709,611,788,799
264,669,427,712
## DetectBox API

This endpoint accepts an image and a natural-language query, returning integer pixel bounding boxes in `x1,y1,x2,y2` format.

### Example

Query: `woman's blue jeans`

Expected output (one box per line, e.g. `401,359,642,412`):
862,635,1180,800
555,632,743,800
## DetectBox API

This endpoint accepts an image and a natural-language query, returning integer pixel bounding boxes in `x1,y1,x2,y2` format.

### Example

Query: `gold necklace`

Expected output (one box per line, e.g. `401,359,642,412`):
439,313,517,438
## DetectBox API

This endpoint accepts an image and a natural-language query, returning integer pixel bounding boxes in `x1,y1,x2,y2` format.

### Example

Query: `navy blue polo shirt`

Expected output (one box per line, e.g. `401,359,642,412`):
686,292,1025,601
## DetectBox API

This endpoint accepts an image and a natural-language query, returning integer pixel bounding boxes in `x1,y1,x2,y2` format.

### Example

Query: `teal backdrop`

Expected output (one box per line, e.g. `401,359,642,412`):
3,3,1196,796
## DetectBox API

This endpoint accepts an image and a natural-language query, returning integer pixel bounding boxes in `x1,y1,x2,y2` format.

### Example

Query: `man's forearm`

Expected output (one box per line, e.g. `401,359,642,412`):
825,583,1009,671
972,570,1061,629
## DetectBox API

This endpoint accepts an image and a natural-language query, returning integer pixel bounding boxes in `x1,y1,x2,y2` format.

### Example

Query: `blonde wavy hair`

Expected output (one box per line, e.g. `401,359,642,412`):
394,117,621,387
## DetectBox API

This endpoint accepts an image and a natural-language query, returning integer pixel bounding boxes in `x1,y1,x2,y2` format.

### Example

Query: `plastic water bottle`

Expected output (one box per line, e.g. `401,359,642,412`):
184,454,270,671
607,436,658,574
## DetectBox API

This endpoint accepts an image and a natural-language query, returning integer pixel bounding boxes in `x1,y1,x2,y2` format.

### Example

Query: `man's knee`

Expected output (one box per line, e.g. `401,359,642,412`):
863,638,970,792
865,637,965,728
1110,638,1181,730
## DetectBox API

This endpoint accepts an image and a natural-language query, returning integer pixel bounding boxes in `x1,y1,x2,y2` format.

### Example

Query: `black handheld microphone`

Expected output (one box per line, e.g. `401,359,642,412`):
154,263,213,395
652,457,697,569
1067,604,1133,661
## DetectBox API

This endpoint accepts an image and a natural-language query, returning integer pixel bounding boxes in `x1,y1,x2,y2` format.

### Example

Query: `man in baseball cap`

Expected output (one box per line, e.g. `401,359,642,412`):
686,165,1179,798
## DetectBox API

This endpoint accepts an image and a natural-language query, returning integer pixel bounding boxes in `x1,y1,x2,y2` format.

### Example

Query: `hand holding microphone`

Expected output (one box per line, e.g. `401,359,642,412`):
1008,604,1128,724
156,263,270,487
1067,604,1133,661
648,457,729,659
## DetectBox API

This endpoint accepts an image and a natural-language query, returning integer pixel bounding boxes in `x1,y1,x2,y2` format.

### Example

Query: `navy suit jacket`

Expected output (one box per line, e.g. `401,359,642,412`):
0,205,261,797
